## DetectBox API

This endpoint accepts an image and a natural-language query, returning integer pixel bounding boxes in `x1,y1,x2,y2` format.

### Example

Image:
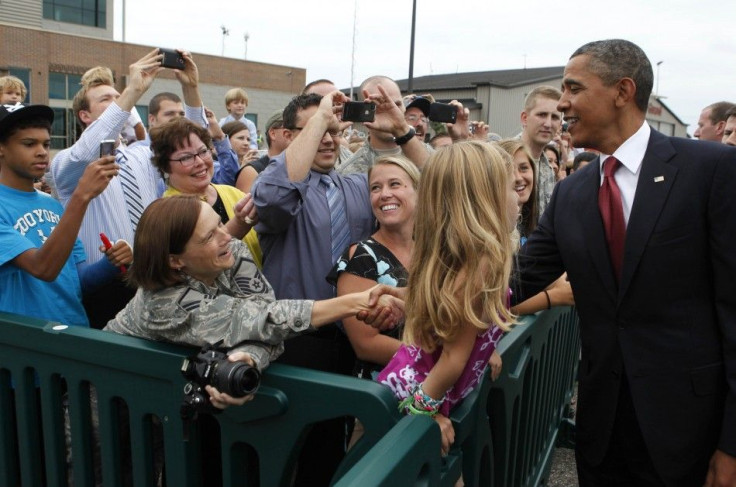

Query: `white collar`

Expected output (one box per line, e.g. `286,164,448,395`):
599,121,650,175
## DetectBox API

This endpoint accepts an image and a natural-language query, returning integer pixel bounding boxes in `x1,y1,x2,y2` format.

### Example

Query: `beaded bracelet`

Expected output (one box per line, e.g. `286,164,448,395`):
398,383,445,416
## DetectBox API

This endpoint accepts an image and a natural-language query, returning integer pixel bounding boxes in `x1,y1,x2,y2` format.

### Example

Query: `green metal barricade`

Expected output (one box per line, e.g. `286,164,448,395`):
337,306,580,487
0,306,579,487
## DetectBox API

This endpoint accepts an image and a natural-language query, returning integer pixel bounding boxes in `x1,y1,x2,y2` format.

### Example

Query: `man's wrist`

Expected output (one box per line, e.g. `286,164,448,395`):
394,127,416,146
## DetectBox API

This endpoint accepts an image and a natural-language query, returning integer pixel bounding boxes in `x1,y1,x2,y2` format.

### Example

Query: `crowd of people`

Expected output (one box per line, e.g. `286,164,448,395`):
1,37,735,487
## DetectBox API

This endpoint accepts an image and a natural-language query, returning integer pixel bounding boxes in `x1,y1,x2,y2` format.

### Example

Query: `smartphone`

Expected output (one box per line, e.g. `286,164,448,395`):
342,101,376,123
160,48,185,70
429,103,457,124
99,139,116,157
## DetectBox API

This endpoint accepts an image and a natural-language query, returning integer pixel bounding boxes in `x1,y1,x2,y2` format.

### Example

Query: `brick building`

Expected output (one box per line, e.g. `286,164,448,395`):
1,3,305,150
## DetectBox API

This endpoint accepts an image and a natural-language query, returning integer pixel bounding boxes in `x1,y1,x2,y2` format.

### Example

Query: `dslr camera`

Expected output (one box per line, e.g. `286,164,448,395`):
180,343,261,418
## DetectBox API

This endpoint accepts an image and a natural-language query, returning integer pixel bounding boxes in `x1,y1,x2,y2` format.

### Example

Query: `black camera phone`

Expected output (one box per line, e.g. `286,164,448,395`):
160,48,185,70
429,102,457,124
99,139,115,157
342,101,376,123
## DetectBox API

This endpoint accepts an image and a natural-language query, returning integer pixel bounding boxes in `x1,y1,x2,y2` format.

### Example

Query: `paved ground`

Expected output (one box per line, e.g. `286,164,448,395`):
548,447,578,487
547,384,579,486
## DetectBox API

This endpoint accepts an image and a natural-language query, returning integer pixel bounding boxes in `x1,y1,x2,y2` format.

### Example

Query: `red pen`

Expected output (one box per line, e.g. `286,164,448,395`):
100,232,127,274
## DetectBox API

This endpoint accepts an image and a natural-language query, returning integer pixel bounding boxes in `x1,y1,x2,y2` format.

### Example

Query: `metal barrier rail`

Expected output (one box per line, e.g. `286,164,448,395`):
0,306,579,486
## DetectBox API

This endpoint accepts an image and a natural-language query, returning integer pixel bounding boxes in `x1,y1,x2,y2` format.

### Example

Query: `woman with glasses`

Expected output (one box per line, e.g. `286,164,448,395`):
149,118,262,268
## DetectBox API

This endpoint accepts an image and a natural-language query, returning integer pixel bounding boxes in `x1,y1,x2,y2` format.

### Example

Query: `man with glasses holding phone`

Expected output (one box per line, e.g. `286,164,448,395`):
252,92,375,485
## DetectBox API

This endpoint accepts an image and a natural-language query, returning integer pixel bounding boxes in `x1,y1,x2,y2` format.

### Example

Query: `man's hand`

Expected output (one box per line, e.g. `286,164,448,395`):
204,107,225,141
446,100,470,141
74,156,118,203
704,449,736,487
362,84,410,138
469,121,490,141
173,50,199,88
317,90,351,133
206,351,257,409
126,48,164,97
99,239,132,267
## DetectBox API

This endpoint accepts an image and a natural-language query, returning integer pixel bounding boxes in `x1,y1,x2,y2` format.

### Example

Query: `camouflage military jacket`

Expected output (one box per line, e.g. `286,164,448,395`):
104,239,314,369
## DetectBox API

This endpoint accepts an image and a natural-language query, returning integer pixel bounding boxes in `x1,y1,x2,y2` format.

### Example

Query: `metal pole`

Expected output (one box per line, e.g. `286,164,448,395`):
121,0,125,42
349,0,357,99
407,0,416,94
656,61,663,96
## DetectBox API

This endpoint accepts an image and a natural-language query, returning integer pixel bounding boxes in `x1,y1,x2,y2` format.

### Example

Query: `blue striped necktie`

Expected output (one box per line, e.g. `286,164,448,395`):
320,174,351,264
116,149,144,231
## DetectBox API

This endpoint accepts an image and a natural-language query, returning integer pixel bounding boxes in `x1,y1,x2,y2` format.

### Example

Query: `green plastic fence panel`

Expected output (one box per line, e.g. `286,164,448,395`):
0,312,199,487
488,306,580,487
214,363,403,486
334,415,443,487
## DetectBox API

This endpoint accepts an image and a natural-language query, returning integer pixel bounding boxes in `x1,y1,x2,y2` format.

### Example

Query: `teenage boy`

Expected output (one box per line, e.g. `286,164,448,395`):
0,103,122,327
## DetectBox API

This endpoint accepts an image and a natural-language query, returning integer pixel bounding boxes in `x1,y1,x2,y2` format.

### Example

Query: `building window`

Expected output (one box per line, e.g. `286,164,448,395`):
49,73,82,100
48,72,83,150
43,0,106,28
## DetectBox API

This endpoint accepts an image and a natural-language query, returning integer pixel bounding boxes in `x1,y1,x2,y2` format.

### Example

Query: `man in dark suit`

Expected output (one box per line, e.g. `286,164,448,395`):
517,39,736,486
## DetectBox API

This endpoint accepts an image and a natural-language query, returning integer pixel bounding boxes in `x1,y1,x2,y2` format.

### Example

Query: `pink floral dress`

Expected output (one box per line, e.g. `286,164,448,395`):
376,320,505,416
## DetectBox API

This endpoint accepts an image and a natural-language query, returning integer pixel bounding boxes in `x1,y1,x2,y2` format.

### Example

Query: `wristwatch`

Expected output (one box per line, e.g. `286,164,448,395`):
393,127,416,146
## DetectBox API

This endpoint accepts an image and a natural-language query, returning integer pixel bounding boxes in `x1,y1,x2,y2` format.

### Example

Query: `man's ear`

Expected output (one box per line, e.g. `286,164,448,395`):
520,111,528,128
615,78,637,108
78,110,93,127
715,120,727,136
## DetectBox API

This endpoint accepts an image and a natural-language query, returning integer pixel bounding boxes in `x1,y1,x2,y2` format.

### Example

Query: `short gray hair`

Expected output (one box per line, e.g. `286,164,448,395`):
571,39,653,113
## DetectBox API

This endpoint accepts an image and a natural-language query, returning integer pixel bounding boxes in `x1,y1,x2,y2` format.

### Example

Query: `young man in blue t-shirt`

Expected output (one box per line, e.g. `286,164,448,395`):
0,103,123,327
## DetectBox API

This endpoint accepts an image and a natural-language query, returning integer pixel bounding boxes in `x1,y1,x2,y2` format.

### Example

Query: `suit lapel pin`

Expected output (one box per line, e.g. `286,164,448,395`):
654,176,665,183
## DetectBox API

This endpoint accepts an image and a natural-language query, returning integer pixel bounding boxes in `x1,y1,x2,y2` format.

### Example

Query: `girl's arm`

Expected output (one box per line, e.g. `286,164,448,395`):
419,317,480,400
337,271,402,366
511,272,574,315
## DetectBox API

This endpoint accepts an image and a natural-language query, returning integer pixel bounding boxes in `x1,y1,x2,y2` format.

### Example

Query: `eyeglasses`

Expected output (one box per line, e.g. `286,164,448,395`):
405,114,428,124
288,127,344,138
170,146,212,166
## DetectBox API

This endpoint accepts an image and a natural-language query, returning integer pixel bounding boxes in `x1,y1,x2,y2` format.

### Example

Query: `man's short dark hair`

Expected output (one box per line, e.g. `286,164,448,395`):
148,92,182,116
573,151,599,172
725,106,736,121
571,39,653,113
705,102,736,124
302,79,334,95
282,94,322,130
0,117,51,143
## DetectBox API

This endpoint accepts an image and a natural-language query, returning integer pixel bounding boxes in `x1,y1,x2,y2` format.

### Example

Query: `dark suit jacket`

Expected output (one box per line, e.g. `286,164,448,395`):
517,129,736,486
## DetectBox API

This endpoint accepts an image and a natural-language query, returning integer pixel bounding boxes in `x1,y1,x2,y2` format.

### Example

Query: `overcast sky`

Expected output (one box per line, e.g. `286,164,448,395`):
114,0,736,136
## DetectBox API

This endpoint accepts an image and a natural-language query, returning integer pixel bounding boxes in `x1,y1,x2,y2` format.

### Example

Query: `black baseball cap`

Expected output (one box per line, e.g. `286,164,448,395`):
0,103,54,137
404,96,431,117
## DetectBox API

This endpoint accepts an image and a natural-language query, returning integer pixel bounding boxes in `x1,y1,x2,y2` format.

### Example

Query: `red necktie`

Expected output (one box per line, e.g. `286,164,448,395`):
598,156,626,282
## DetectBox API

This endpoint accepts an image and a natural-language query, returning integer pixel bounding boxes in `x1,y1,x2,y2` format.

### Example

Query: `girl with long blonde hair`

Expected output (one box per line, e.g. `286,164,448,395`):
377,141,518,439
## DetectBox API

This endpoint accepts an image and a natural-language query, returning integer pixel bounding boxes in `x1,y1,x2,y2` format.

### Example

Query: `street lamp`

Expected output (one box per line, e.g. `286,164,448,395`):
244,32,250,60
656,61,663,96
221,25,230,57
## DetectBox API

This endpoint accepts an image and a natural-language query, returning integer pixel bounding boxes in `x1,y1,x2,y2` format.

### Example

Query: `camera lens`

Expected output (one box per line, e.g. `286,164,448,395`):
212,361,261,397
